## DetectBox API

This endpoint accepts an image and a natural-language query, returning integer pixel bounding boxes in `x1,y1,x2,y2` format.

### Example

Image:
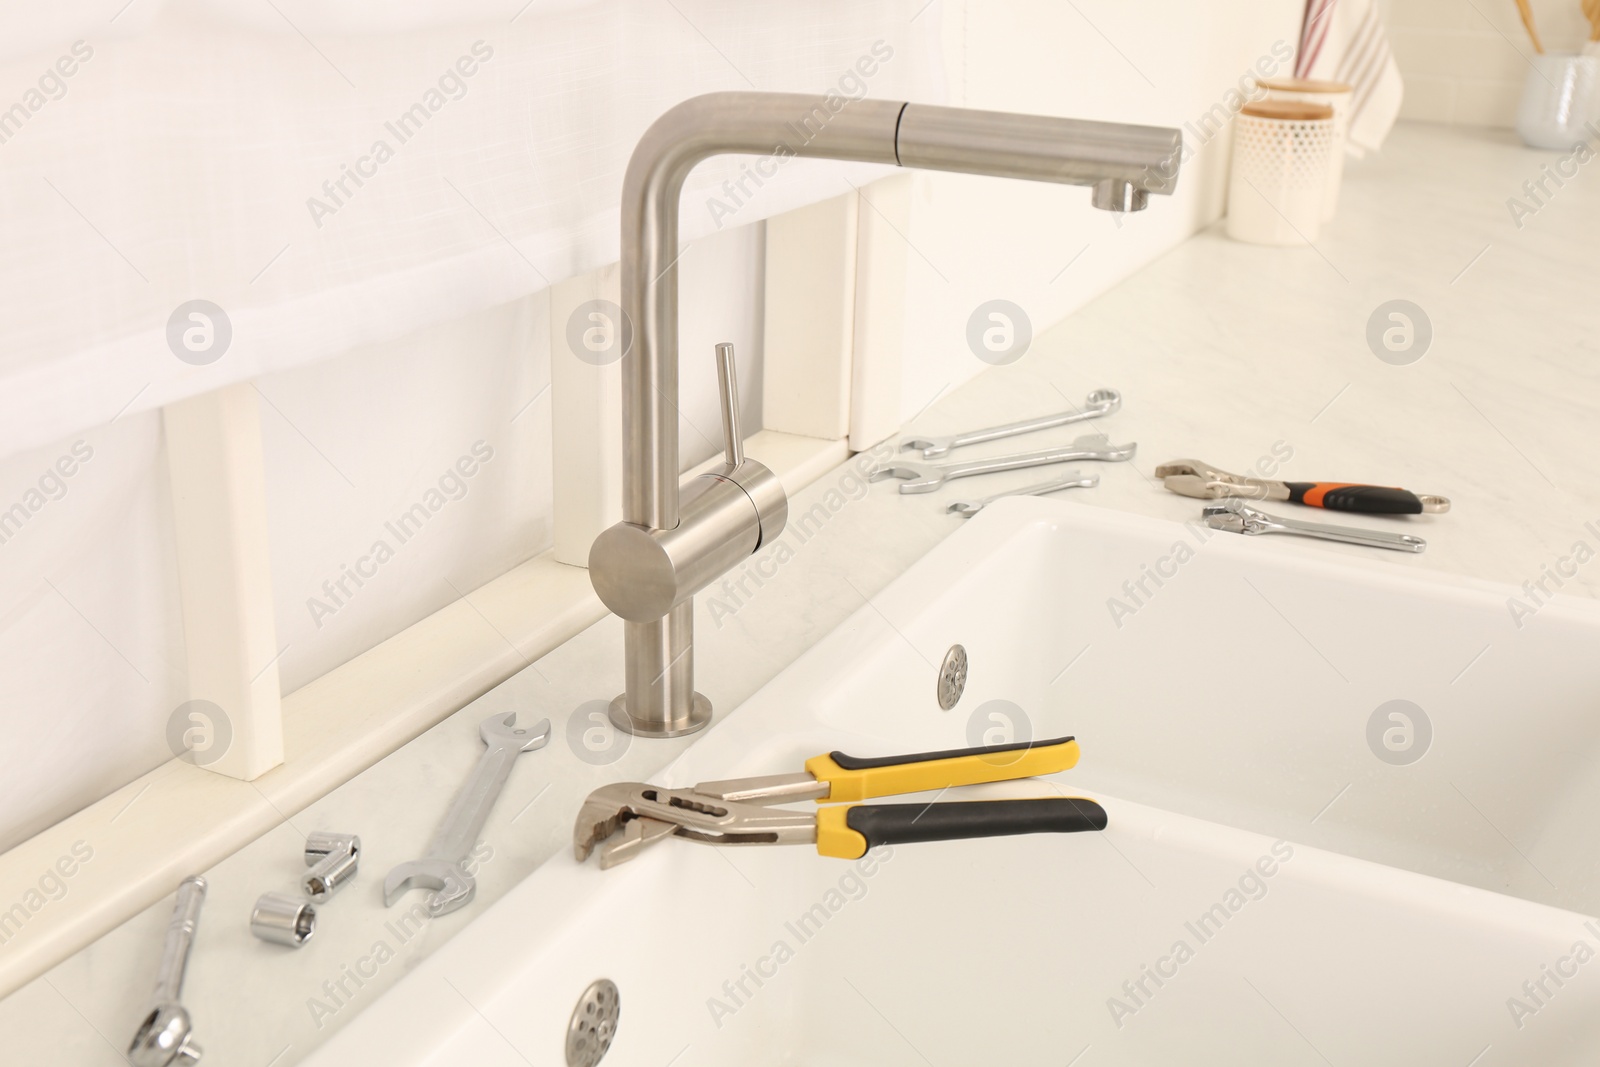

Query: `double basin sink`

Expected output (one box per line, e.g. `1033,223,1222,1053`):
307,497,1600,1065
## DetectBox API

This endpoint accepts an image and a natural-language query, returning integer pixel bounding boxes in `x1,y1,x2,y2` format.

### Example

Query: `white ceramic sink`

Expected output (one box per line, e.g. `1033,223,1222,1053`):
305,498,1600,1065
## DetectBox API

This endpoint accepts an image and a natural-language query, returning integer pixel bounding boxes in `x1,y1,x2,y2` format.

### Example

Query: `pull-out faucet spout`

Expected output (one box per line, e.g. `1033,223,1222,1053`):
590,92,1182,736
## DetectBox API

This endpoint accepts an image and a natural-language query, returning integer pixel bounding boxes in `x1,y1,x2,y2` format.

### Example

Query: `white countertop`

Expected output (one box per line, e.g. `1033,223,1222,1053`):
7,120,1599,1065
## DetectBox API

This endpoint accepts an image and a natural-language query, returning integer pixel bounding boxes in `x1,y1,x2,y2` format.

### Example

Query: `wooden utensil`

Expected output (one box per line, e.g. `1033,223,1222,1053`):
1515,0,1546,52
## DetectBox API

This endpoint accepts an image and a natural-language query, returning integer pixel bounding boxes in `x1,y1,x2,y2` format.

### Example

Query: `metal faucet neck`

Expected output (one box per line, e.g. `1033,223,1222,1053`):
620,91,1182,533
601,90,1183,736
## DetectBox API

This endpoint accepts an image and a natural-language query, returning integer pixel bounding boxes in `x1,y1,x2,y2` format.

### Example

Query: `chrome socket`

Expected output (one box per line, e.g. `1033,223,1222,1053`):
251,892,316,948
302,831,360,902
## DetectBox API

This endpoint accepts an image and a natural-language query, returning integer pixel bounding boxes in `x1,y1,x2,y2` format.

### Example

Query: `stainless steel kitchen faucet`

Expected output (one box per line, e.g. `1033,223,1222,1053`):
588,91,1183,737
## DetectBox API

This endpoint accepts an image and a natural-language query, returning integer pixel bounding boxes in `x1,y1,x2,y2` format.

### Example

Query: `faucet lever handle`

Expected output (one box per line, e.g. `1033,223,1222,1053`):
714,342,744,468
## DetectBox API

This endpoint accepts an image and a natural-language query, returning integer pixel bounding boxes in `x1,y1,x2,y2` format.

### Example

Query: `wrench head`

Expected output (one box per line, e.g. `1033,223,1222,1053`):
128,1003,199,1067
1067,434,1137,462
868,461,941,493
1084,388,1121,415
897,432,956,460
1202,498,1267,535
1166,475,1273,501
479,712,552,753
1154,457,1235,481
1161,473,1229,500
574,783,680,870
383,858,476,917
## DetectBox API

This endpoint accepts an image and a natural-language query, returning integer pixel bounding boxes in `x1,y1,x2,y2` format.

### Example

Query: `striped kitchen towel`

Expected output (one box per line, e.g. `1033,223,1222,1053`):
1295,0,1405,155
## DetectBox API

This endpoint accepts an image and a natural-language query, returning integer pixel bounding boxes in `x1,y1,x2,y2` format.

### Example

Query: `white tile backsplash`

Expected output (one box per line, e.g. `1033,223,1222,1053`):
1454,75,1527,125
1399,73,1459,120
1388,0,1474,31
1380,0,1597,127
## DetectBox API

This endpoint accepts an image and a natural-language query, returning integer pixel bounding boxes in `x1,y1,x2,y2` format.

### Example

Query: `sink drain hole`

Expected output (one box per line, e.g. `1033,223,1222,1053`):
567,979,620,1067
938,644,968,710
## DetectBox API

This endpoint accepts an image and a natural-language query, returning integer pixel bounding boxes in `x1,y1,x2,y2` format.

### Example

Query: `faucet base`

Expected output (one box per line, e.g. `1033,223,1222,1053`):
608,692,711,738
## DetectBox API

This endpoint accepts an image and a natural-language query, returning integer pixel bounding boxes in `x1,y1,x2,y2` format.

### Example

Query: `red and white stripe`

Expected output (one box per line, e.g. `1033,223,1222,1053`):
1296,0,1339,79
1296,0,1405,154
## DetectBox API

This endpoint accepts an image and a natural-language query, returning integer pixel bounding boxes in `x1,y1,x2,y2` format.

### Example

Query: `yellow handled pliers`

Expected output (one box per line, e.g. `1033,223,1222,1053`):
573,736,1105,869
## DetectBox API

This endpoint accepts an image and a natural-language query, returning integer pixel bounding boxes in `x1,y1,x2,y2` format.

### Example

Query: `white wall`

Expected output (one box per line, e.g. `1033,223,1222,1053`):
1384,0,1593,126
0,0,1308,852
896,0,1304,422
258,296,554,694
676,224,768,470
263,220,764,696
0,217,765,854
0,415,186,853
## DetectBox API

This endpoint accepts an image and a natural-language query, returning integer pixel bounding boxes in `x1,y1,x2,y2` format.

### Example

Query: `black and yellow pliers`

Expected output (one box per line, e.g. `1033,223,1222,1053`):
573,736,1106,869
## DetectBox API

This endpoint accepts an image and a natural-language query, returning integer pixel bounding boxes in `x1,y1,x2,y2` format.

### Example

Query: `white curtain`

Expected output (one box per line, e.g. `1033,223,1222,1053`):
0,0,946,465
0,0,946,852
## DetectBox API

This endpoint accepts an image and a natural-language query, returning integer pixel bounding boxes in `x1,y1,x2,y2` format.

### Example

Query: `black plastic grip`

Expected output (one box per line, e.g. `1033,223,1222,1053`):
828,735,1074,771
1284,482,1425,515
845,797,1107,850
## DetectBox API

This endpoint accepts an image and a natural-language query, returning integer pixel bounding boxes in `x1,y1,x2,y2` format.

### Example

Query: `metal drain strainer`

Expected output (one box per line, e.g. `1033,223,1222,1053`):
566,979,620,1067
938,644,968,710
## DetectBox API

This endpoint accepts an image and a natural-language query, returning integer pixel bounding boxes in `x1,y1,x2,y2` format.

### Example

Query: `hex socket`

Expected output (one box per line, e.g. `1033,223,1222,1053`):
251,893,316,948
303,830,360,865
302,831,360,902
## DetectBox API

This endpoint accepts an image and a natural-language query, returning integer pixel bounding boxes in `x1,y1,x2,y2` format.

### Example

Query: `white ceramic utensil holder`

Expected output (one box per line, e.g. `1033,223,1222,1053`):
1259,78,1353,220
1227,99,1336,247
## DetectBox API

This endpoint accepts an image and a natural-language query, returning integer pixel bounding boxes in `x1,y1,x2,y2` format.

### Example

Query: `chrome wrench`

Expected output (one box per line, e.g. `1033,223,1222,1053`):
128,875,206,1067
384,712,550,916
1202,499,1426,553
898,388,1120,459
870,435,1135,495
946,470,1099,517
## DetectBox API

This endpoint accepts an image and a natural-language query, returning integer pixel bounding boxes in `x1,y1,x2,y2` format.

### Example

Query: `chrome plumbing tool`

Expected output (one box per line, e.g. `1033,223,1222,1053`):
303,831,360,902
946,470,1099,517
1202,498,1427,553
1157,457,1449,515
870,435,1135,495
384,712,550,917
587,90,1183,738
899,388,1121,459
250,893,316,948
128,875,206,1067
575,736,1106,870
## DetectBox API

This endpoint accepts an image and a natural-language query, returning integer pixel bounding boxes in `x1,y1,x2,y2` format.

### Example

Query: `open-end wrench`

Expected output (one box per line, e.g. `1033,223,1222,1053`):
384,712,550,917
898,388,1120,459
870,435,1135,495
946,470,1100,517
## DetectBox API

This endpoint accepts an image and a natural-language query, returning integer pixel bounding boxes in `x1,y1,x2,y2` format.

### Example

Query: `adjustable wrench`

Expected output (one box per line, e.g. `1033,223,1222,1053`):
898,388,1121,459
384,712,550,917
870,435,1136,494
1157,457,1450,514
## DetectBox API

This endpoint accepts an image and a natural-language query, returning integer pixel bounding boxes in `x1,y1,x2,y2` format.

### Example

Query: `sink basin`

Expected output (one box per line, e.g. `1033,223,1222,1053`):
304,497,1600,1065
790,497,1600,916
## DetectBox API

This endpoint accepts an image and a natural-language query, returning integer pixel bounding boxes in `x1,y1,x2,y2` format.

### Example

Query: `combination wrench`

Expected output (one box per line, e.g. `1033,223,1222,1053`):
945,470,1100,517
870,435,1135,494
898,388,1120,459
